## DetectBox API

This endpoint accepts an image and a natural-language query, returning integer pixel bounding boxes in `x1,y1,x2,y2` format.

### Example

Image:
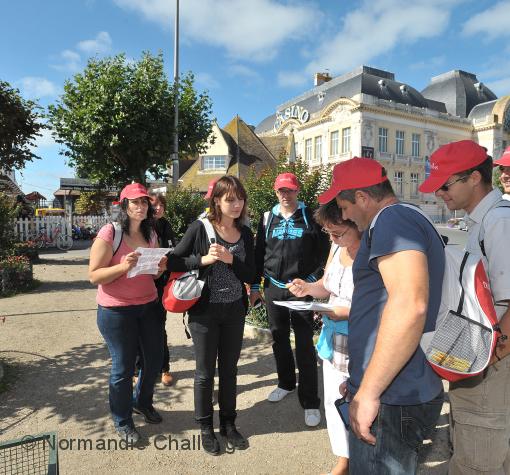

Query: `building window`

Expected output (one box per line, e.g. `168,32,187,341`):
202,155,227,170
305,138,312,162
394,171,404,196
410,172,419,197
412,133,420,157
294,141,299,157
378,127,388,153
396,130,405,155
314,136,322,161
330,130,339,156
342,127,351,154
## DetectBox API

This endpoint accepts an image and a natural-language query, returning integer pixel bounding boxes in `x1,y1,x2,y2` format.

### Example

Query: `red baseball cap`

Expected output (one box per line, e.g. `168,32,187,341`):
318,157,388,204
494,145,510,167
204,179,218,200
120,183,150,201
419,140,487,193
274,173,299,191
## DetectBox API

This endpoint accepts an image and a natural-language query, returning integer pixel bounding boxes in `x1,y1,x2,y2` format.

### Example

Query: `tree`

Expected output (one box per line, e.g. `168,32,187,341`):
74,191,108,215
165,185,205,240
48,52,213,186
243,155,332,231
0,81,45,172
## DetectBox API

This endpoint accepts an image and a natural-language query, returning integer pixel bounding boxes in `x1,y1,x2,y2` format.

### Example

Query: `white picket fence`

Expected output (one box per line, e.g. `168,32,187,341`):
14,215,109,243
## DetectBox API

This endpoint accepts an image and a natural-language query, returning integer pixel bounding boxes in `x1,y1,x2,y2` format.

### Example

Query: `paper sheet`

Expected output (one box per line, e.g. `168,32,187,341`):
127,247,169,278
273,300,335,312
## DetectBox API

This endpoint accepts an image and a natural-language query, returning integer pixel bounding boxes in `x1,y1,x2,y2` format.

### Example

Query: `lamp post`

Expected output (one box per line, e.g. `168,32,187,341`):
171,0,180,185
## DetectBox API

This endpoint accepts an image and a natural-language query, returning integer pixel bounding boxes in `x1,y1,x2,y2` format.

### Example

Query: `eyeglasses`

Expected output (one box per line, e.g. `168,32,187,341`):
439,175,468,192
276,188,297,195
322,228,349,239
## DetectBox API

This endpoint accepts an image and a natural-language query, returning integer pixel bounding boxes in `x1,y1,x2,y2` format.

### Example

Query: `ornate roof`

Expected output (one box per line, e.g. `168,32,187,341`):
256,66,447,134
421,70,497,118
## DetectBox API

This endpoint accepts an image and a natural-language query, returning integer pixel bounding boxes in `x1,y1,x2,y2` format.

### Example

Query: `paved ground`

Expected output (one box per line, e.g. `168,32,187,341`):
0,246,450,474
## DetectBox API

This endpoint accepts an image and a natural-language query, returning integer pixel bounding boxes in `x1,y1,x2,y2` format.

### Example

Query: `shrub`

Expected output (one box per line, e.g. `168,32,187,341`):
0,255,33,296
0,192,17,258
243,155,332,232
10,241,39,262
165,185,206,240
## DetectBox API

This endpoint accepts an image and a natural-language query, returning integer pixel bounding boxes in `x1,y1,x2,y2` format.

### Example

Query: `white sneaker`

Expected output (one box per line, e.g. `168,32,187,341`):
267,387,294,402
304,409,321,427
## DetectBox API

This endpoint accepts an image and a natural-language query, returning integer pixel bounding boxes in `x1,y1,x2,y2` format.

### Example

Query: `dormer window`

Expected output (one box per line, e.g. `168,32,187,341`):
202,155,228,170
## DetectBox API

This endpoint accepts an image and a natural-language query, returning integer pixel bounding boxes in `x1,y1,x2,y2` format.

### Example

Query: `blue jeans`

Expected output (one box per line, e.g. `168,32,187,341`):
349,391,444,475
97,300,163,429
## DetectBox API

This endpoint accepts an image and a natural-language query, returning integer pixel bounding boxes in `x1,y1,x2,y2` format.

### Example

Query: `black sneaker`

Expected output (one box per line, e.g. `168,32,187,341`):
116,425,140,444
200,427,220,455
133,405,163,424
220,424,249,450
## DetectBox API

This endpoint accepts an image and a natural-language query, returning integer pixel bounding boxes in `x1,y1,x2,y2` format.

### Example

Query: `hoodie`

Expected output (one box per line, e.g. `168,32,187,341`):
251,201,329,290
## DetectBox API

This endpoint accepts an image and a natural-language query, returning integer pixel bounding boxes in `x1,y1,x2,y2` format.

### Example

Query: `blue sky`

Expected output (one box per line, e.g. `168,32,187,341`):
2,0,509,197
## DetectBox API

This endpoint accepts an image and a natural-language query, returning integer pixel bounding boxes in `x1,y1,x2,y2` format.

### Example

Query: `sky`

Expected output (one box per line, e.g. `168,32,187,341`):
2,0,510,197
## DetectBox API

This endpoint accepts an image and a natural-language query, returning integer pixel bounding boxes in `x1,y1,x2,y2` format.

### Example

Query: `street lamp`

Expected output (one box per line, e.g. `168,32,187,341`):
171,0,180,186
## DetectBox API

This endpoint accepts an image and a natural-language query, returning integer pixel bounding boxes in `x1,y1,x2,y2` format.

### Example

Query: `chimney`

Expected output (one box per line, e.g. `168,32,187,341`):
314,72,332,87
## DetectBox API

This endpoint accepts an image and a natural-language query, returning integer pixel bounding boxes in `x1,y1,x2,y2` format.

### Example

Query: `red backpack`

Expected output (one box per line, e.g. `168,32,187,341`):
162,218,216,313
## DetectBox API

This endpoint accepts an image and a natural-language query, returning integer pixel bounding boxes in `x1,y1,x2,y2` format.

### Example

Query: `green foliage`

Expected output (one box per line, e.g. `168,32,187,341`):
243,155,332,230
48,52,213,186
0,80,45,172
493,167,504,193
165,185,206,239
74,191,108,215
0,255,34,297
0,192,17,258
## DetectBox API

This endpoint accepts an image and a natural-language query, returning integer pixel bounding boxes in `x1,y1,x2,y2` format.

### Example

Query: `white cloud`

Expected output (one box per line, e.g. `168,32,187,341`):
77,31,112,55
228,64,261,80
462,1,510,40
18,77,59,98
113,0,318,61
277,70,308,88
410,55,446,71
195,72,220,90
304,0,459,77
52,49,82,73
486,77,510,95
33,128,57,149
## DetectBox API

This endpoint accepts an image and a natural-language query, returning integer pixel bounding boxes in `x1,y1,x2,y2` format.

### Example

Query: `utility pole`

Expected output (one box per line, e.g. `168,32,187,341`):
171,0,180,185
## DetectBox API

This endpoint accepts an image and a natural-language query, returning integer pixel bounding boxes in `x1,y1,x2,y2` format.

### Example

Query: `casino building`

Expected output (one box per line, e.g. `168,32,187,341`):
255,66,510,221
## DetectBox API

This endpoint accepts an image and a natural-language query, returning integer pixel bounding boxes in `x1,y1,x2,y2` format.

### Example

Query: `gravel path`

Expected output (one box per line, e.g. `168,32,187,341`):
0,251,450,474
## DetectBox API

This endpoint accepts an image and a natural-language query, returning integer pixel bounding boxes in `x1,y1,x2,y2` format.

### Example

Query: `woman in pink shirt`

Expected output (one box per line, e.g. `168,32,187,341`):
89,183,167,444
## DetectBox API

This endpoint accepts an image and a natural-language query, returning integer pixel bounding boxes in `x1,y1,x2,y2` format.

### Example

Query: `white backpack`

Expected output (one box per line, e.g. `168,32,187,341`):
369,202,507,382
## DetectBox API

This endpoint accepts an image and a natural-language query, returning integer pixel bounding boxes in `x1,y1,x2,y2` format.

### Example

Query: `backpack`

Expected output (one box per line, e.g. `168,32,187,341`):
369,201,507,382
111,222,123,256
162,218,216,313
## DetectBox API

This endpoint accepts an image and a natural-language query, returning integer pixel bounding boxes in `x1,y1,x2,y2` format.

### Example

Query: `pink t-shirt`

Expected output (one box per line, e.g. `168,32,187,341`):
95,224,158,307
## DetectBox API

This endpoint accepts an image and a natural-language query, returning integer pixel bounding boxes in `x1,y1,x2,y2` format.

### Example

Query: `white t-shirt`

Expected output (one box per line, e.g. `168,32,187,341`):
464,188,510,319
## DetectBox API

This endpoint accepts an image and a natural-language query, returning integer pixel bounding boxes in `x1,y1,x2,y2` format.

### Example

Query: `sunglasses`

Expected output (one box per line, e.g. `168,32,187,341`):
439,175,468,192
322,228,349,239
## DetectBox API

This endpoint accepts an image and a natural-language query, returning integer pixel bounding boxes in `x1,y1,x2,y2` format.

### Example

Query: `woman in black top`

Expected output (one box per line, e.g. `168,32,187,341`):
134,192,176,387
168,176,256,455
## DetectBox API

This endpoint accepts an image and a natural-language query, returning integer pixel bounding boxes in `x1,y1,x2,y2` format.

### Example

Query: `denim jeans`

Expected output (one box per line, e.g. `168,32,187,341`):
349,391,444,475
264,282,320,409
188,299,245,425
97,300,163,429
